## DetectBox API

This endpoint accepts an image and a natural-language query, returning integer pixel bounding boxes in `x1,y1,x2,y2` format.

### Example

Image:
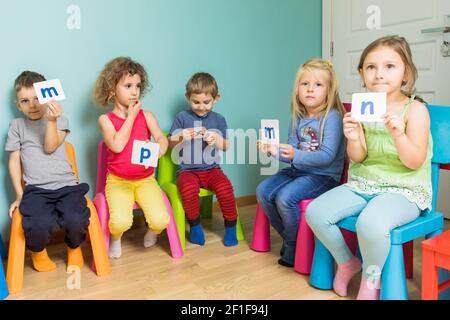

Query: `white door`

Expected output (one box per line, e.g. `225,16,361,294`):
323,0,450,219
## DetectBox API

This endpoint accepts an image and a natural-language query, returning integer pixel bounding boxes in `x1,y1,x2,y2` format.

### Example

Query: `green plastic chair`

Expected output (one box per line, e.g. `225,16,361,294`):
156,141,245,251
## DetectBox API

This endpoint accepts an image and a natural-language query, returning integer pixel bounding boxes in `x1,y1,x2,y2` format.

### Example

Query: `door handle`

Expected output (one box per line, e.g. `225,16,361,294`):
421,15,450,57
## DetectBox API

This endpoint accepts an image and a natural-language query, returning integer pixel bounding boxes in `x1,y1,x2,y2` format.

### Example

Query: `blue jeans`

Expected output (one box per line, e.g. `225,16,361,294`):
256,167,339,247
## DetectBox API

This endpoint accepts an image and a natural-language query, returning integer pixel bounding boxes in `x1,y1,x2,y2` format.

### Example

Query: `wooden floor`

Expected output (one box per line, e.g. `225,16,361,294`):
3,204,449,300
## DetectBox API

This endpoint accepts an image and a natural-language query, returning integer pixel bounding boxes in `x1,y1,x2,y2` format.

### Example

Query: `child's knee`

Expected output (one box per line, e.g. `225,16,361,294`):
23,219,52,251
356,219,389,242
305,201,324,229
25,226,51,252
109,214,133,235
149,214,170,234
256,183,270,202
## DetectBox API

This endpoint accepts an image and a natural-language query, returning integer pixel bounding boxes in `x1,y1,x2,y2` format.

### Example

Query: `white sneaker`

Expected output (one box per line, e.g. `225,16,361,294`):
144,229,158,248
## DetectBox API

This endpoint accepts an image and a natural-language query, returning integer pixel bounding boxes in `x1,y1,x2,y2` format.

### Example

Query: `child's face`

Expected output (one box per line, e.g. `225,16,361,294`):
16,87,47,120
297,69,329,114
114,73,141,108
360,46,407,95
187,93,219,117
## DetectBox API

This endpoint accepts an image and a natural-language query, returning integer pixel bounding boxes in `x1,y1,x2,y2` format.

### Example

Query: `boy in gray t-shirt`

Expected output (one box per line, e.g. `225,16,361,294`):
5,71,90,272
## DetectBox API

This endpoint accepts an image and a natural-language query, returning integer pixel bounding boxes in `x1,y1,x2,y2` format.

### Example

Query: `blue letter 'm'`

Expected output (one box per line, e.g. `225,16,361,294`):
41,87,59,99
265,127,275,139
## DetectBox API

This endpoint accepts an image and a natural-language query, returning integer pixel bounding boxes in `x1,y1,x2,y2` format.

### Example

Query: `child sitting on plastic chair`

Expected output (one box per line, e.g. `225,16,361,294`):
94,57,170,259
6,71,90,272
168,73,238,247
306,36,432,300
256,59,346,267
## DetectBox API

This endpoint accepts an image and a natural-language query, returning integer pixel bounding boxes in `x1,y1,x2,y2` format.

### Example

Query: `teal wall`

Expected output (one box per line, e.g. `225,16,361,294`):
0,0,322,237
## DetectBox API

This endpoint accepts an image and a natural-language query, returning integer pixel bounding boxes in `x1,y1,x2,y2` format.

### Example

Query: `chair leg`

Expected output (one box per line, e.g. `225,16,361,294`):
381,244,407,300
250,204,270,252
236,208,245,241
6,210,25,294
200,195,213,219
403,241,414,280
163,184,186,251
0,257,8,299
0,234,7,259
421,247,439,300
93,193,110,253
86,199,111,277
161,192,183,259
341,229,358,256
294,204,315,275
309,238,334,290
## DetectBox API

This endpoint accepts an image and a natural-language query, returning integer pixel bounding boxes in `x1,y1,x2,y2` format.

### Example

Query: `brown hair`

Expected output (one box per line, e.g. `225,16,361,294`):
358,35,423,101
186,72,219,99
93,57,150,107
291,58,346,144
14,71,46,92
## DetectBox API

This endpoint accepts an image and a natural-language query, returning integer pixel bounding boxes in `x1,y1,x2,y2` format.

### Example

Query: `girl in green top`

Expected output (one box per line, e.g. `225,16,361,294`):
306,36,432,300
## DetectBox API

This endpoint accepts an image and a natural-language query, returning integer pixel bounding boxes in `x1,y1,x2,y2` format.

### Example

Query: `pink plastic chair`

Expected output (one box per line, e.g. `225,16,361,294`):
251,198,358,274
93,141,183,262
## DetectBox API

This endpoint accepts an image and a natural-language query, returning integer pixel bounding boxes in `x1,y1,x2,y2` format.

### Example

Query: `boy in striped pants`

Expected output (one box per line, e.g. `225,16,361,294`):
169,72,237,247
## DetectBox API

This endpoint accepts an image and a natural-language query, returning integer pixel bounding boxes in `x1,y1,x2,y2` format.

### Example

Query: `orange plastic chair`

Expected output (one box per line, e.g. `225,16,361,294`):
6,142,111,294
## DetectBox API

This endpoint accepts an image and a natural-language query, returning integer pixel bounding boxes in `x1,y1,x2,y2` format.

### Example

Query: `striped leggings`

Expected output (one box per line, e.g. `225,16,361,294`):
177,168,237,226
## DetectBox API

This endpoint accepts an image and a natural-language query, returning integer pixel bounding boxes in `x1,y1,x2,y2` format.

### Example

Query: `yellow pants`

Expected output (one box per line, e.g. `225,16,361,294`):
105,173,170,239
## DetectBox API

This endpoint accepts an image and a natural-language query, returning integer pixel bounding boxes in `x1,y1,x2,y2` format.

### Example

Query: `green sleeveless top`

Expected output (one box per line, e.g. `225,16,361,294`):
346,96,433,210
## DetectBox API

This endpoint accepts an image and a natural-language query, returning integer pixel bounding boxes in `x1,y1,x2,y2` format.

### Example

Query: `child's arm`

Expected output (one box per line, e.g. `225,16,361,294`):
203,116,229,151
343,112,367,163
280,112,345,167
98,100,141,153
8,150,23,218
168,115,195,149
44,101,67,154
384,101,430,170
144,111,168,157
204,132,229,151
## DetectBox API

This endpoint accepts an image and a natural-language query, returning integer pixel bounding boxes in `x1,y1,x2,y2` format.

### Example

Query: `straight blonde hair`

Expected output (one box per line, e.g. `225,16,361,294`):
291,58,345,144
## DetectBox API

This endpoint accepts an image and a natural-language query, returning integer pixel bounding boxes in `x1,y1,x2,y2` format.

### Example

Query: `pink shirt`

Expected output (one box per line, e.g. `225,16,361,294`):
106,110,154,180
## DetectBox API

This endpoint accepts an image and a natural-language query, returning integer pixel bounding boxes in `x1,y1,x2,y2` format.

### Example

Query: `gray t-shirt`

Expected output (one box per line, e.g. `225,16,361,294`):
5,116,78,190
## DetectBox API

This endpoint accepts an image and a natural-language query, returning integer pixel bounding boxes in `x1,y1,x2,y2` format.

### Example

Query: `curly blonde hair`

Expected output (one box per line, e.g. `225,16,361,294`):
93,57,150,107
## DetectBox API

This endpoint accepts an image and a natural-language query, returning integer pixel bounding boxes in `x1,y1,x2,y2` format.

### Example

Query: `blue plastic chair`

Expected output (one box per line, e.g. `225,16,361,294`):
0,234,9,299
309,104,450,300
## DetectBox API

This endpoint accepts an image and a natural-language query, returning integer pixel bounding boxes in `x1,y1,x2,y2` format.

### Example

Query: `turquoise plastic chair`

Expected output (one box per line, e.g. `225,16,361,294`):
157,138,245,251
309,104,450,300
0,234,8,299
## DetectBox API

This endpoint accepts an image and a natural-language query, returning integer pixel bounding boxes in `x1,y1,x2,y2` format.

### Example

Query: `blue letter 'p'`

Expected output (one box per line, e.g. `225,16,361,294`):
140,148,151,163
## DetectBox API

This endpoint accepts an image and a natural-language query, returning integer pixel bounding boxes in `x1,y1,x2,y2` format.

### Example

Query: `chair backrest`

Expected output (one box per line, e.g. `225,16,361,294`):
95,141,109,195
64,141,79,182
155,133,178,187
343,102,351,113
428,105,450,211
339,103,352,184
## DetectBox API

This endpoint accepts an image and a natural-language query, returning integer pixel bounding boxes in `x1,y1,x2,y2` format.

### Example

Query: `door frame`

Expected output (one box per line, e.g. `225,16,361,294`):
322,0,333,60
